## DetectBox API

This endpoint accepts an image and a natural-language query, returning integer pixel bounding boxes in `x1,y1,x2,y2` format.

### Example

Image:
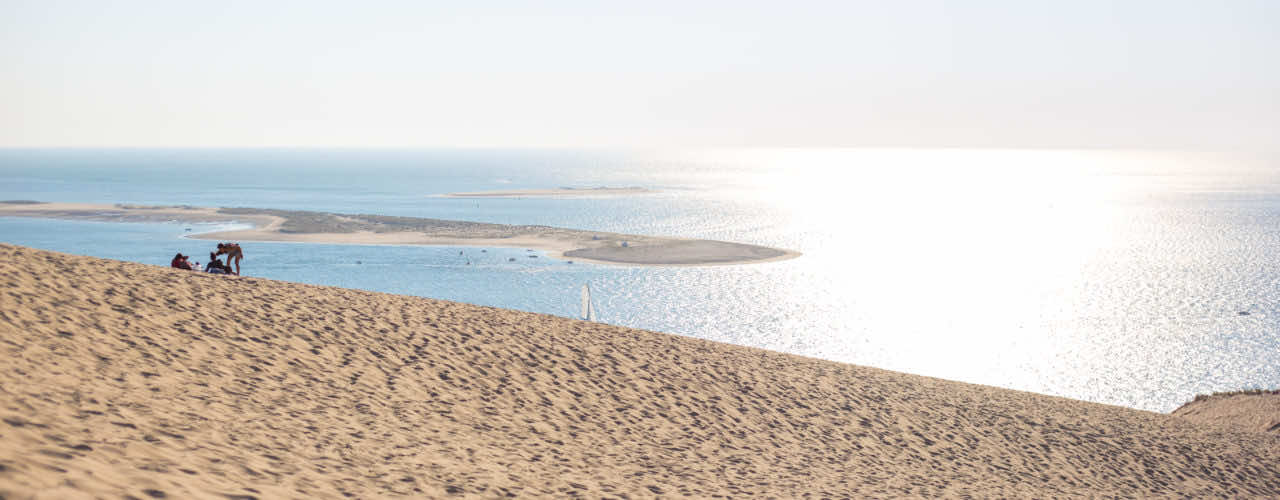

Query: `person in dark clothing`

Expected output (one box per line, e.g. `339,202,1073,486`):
204,252,231,274
170,253,194,270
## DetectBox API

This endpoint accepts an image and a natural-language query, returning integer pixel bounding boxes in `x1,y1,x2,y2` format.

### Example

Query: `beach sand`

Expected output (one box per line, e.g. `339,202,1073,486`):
1,244,1278,498
0,202,797,266
1172,391,1280,435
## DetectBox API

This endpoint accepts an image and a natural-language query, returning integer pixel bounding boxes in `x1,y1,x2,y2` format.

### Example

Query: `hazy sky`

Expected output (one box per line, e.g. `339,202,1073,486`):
2,1,1277,149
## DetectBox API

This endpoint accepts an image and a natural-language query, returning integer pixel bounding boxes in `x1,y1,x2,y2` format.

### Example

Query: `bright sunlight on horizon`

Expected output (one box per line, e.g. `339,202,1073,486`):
2,0,1277,150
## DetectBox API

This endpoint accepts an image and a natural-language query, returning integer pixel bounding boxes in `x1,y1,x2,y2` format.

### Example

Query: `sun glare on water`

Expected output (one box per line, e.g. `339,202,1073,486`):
722,149,1177,390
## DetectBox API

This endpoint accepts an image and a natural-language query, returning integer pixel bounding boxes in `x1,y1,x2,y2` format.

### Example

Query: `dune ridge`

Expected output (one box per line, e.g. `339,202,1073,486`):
1173,391,1280,435
1,244,1278,498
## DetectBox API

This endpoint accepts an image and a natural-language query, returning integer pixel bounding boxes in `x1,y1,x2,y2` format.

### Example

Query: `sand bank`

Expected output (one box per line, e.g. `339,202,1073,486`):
441,186,653,198
0,201,797,266
1,244,1278,498
1173,390,1280,434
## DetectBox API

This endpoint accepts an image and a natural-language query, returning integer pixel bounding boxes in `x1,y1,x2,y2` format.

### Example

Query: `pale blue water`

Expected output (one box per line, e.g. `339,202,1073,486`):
3,148,1279,412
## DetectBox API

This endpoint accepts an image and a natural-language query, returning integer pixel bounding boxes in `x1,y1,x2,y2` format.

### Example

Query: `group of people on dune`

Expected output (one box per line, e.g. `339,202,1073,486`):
171,242,243,275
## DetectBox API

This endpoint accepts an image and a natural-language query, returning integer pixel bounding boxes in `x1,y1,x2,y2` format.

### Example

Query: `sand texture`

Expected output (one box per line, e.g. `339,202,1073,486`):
0,202,796,267
2,244,1279,498
441,187,653,198
1172,392,1280,435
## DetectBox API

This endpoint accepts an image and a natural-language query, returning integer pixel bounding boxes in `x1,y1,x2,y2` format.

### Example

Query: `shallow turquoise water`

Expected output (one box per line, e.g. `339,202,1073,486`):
3,148,1279,412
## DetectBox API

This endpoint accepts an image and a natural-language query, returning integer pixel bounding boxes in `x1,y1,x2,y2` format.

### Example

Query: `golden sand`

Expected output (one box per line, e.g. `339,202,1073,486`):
1173,391,1280,435
1,244,1278,498
0,202,797,266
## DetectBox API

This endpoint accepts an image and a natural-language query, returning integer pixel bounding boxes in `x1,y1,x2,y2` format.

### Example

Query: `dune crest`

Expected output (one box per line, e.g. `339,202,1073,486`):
1,244,1278,498
1173,391,1280,434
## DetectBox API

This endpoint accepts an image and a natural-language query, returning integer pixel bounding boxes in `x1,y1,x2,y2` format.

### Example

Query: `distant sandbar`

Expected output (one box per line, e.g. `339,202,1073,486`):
0,201,797,267
442,186,654,198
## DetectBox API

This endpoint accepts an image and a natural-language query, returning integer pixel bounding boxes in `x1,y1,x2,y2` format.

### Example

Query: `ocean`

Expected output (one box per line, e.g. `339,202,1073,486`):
2,148,1278,412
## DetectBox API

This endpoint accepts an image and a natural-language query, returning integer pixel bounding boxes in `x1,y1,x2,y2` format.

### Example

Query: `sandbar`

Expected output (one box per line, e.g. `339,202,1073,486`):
441,186,654,198
0,201,798,266
1,244,1278,498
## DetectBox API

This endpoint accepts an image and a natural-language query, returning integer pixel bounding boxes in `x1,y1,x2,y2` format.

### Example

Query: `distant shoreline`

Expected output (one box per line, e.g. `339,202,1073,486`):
0,201,799,266
440,186,654,198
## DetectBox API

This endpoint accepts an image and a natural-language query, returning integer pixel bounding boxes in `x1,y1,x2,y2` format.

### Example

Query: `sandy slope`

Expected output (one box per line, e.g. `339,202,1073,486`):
1,244,1278,498
1173,392,1280,435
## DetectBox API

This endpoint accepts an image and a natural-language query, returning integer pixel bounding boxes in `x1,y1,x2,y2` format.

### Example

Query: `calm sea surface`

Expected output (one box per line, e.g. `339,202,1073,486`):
2,148,1278,412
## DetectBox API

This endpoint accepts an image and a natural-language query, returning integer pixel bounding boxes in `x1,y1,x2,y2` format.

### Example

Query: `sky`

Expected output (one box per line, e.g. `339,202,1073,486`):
2,0,1277,149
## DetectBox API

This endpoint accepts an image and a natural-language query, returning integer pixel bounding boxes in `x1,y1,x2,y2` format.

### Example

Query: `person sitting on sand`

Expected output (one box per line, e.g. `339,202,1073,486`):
170,253,194,270
204,252,232,274
214,243,243,275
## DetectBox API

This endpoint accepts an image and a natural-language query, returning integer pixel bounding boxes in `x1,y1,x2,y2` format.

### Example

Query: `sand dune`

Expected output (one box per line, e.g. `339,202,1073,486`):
1173,391,1280,435
1,244,1278,498
0,202,797,266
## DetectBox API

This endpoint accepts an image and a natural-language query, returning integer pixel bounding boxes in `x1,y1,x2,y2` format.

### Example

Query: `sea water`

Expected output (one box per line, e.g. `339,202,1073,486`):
2,148,1279,412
